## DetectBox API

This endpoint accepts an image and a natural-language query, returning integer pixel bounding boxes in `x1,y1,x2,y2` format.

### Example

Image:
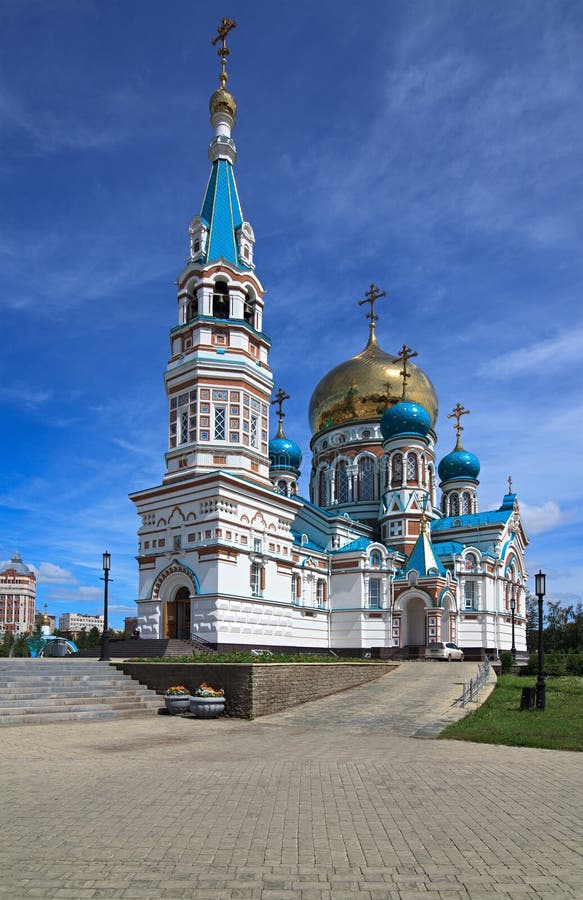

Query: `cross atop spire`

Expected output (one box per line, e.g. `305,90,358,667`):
212,17,237,89
396,343,418,400
507,474,513,494
447,402,470,450
272,387,290,438
358,283,386,343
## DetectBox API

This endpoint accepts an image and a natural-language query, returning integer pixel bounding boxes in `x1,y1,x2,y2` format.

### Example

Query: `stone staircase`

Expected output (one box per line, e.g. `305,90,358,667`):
0,659,164,726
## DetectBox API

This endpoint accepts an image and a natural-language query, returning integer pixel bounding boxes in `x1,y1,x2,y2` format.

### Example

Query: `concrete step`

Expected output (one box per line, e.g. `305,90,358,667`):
0,660,163,726
0,691,161,706
0,707,164,727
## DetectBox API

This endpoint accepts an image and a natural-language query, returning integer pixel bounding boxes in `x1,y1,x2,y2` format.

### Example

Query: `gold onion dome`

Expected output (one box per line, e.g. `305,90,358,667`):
308,331,438,434
210,87,237,119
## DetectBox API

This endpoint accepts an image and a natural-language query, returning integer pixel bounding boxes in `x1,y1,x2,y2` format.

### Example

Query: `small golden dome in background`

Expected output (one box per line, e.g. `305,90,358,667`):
42,613,50,626
308,332,439,434
210,88,237,119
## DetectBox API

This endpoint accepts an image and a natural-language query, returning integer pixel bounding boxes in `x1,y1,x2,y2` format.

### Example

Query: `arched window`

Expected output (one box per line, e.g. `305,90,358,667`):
244,291,255,326
212,281,230,319
392,453,403,487
335,461,349,503
358,456,375,501
462,491,471,514
428,465,434,500
407,452,417,482
277,480,287,495
442,495,448,515
186,297,198,322
450,493,459,516
319,468,328,505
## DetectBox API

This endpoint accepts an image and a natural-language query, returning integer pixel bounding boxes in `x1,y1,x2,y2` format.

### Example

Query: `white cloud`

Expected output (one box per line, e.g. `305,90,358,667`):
520,500,566,536
478,325,583,378
32,562,77,584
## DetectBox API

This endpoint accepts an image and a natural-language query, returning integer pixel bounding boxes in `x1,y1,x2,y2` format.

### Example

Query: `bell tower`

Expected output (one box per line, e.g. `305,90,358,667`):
164,19,273,487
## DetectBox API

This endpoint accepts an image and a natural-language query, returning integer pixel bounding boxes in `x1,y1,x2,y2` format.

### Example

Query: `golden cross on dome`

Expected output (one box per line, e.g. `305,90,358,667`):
272,387,290,438
508,475,513,494
447,402,470,450
396,343,418,400
358,283,386,335
212,17,237,89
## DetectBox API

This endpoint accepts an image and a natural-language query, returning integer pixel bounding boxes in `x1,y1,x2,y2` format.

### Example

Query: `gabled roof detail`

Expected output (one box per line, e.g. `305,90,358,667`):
431,507,513,533
330,537,372,554
404,531,447,577
200,159,247,268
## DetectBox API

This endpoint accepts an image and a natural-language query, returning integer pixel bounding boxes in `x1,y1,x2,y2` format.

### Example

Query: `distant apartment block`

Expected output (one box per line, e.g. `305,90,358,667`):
59,612,104,634
0,552,36,637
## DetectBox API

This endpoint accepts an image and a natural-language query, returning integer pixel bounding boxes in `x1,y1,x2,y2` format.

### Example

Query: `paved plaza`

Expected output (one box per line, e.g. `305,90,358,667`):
1,665,582,899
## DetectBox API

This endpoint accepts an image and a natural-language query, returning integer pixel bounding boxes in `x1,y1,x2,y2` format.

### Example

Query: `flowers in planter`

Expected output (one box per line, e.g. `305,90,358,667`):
193,682,224,698
165,685,190,696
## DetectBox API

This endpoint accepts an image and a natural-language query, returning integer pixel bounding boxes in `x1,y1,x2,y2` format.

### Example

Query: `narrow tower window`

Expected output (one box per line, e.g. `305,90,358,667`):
358,456,375,501
392,453,403,487
450,494,459,516
319,468,328,505
407,452,417,482
213,281,230,319
214,406,226,441
335,461,349,503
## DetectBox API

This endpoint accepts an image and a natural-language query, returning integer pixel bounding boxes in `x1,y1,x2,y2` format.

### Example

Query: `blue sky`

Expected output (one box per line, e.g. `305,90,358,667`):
1,0,582,627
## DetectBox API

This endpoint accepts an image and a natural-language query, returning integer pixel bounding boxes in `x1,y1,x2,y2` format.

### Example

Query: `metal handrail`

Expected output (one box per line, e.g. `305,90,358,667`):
459,658,490,707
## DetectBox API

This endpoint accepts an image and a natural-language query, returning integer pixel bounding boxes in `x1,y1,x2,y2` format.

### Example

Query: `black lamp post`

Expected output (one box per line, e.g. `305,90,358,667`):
510,596,516,662
99,551,111,662
535,570,546,710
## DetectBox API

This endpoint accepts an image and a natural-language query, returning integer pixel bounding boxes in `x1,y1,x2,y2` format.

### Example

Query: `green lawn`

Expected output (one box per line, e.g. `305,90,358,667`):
440,675,583,751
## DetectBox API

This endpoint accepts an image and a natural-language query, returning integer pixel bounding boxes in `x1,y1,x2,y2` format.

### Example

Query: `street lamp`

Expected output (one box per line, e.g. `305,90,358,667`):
535,570,546,710
510,596,516,662
99,551,111,662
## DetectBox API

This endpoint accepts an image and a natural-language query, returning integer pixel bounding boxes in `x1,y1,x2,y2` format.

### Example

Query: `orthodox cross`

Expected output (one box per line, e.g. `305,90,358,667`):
212,17,237,89
447,402,470,449
396,343,418,400
358,283,386,332
272,387,290,438
507,475,513,494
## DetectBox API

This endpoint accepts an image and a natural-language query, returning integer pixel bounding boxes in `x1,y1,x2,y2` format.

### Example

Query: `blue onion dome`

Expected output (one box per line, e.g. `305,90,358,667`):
438,447,480,482
381,400,431,441
269,435,302,471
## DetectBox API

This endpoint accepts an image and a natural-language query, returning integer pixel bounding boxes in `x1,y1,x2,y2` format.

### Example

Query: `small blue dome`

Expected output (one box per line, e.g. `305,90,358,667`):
381,400,431,441
269,435,302,471
438,448,480,482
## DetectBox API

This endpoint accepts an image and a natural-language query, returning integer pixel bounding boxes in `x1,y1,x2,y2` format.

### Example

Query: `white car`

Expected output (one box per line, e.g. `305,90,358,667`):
425,641,464,662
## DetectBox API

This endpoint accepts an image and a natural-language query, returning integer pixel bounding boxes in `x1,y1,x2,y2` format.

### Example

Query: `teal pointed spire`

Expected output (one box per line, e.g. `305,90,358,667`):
404,526,446,578
190,19,255,271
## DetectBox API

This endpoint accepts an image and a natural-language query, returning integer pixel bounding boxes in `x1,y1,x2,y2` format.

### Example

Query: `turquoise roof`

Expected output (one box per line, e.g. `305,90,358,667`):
330,537,372,554
381,400,431,441
433,541,465,557
438,447,480,482
431,506,513,533
290,530,326,552
269,434,302,471
199,159,248,269
404,531,447,577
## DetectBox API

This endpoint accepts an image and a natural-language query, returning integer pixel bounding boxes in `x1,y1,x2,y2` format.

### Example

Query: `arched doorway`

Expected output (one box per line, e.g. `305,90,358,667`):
166,586,191,640
402,595,426,646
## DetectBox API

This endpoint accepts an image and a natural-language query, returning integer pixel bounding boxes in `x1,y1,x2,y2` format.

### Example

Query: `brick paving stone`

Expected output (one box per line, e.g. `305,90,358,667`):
0,670,582,899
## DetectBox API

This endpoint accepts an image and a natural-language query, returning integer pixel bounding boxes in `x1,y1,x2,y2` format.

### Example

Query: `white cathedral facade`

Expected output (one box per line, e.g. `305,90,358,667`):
129,25,528,659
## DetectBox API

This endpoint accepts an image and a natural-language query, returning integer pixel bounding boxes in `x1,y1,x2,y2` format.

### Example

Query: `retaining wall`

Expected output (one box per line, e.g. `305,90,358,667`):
113,662,397,718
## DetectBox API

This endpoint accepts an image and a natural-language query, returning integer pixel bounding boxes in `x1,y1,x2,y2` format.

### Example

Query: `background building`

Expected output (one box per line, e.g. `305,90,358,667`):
0,552,36,637
58,612,104,636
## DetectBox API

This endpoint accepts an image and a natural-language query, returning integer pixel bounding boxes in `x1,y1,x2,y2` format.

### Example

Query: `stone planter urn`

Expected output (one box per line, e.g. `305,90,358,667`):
164,690,191,715
189,691,225,718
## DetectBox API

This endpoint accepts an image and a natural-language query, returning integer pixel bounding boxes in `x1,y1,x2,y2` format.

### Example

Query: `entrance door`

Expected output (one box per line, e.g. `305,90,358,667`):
403,595,426,646
175,586,191,640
